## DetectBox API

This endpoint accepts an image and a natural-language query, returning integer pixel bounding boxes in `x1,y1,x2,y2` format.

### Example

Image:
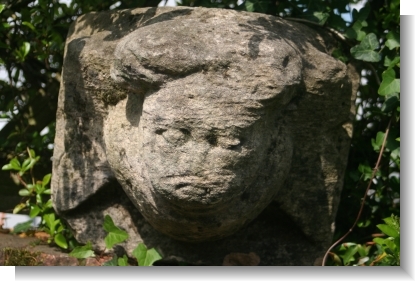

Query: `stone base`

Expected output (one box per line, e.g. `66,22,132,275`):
62,182,326,266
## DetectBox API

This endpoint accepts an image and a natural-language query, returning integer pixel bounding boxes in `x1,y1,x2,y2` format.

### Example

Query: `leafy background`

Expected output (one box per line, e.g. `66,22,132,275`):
0,0,400,266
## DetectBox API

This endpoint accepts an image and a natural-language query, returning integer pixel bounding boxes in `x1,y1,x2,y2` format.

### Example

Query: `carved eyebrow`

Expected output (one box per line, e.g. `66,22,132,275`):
142,110,159,116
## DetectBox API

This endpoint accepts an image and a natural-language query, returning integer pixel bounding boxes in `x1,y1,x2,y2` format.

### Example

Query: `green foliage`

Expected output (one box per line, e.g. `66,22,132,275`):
102,215,162,266
133,243,163,266
328,215,400,266
68,241,96,259
103,214,129,249
372,215,400,266
378,69,400,96
1,148,77,250
102,246,162,266
350,33,381,62
102,254,130,266
330,242,372,266
72,214,162,266
116,254,129,266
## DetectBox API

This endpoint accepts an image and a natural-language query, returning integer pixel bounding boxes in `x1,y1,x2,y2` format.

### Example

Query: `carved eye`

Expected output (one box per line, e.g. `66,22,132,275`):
155,128,167,135
206,133,218,146
218,137,243,150
159,128,191,146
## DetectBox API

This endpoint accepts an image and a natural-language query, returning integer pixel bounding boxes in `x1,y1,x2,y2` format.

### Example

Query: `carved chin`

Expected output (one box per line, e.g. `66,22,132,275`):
141,190,261,242
132,171,279,242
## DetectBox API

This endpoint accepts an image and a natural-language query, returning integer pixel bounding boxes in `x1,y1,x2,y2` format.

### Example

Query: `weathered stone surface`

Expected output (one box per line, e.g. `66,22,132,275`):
52,7,358,265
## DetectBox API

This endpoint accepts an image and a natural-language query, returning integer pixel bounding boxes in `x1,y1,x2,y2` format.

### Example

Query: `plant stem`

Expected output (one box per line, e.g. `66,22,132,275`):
322,117,392,266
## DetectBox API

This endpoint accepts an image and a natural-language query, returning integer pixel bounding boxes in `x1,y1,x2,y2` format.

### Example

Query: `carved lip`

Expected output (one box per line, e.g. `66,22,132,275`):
169,179,227,189
159,175,235,192
156,174,238,208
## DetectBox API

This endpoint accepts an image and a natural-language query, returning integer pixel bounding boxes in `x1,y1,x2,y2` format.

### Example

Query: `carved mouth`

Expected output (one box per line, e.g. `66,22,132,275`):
161,174,234,188
155,174,238,208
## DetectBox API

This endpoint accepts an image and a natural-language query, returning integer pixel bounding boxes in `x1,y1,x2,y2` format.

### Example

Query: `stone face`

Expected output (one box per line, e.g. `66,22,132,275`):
52,7,358,265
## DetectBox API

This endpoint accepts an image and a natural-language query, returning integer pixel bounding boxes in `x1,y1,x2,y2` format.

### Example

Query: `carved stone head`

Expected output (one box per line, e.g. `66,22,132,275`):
52,7,357,257
104,18,301,241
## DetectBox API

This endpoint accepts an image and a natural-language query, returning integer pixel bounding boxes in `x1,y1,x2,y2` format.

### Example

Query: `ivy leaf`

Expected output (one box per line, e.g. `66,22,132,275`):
390,147,400,161
350,33,381,62
384,56,400,68
313,12,330,25
132,243,147,265
302,11,329,25
385,31,400,50
244,0,255,12
345,20,367,41
144,248,162,266
378,69,400,96
381,95,399,113
103,215,129,249
244,0,269,13
69,242,96,259
132,243,162,266
353,6,370,22
117,255,129,266
0,4,4,14
371,131,385,152
358,163,374,181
